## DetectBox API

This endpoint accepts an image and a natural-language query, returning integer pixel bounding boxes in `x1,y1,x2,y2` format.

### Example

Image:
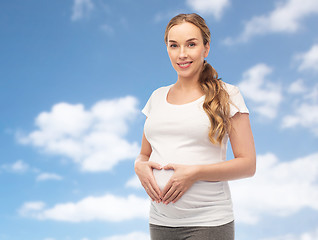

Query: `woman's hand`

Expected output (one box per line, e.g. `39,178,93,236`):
135,158,162,203
161,164,198,204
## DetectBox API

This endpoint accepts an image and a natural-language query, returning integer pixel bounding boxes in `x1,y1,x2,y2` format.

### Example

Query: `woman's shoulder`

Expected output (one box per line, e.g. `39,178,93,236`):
221,80,249,116
221,81,239,95
154,84,172,92
149,84,173,97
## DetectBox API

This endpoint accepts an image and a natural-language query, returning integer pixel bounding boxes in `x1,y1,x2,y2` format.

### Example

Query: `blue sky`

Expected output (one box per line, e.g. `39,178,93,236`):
1,0,318,239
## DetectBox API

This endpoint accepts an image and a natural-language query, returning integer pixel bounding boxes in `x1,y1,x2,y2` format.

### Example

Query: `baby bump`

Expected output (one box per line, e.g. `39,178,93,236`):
153,169,174,191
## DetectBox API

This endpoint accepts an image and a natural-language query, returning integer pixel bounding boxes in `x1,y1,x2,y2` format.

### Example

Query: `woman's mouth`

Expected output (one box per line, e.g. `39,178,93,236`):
177,61,193,69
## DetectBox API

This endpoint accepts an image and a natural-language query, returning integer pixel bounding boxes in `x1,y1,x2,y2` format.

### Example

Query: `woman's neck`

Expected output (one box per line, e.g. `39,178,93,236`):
175,76,201,92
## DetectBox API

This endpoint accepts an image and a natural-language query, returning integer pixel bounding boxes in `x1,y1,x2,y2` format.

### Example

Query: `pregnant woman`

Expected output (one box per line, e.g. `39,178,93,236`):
135,13,256,240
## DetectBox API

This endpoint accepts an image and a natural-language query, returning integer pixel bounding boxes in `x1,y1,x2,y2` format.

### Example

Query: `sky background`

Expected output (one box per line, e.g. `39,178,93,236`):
1,0,318,239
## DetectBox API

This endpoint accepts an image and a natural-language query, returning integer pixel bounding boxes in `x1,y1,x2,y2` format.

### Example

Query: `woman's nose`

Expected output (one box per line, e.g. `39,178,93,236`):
179,46,188,58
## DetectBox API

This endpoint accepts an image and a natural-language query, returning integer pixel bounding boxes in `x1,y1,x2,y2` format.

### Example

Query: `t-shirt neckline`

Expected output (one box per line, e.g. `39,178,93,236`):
165,84,205,106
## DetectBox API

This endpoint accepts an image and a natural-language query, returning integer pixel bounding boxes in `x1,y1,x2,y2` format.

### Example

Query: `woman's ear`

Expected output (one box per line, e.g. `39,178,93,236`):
204,42,210,58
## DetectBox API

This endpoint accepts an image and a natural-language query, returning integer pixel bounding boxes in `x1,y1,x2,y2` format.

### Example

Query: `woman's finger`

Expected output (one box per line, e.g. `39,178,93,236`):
163,164,175,171
143,184,156,201
165,190,179,204
149,178,161,199
149,162,162,171
143,180,161,202
148,185,161,202
161,181,172,200
172,191,183,203
162,185,176,204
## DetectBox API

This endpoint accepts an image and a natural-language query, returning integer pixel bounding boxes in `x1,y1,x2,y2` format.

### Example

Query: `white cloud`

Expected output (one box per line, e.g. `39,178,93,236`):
125,176,143,189
71,0,94,21
19,201,46,218
186,0,230,20
260,227,318,240
19,194,149,222
17,97,140,172
230,152,318,224
101,232,149,240
224,0,318,44
36,173,63,182
282,83,318,135
287,78,307,94
11,160,29,172
100,24,114,35
282,102,318,134
238,63,282,119
1,160,29,173
295,44,318,72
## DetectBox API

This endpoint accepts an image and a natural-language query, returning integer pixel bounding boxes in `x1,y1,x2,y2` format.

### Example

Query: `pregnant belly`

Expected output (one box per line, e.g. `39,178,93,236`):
153,169,174,191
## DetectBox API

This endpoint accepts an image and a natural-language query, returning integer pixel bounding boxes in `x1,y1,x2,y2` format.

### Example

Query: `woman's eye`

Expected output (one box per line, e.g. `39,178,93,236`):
188,43,196,47
170,44,178,48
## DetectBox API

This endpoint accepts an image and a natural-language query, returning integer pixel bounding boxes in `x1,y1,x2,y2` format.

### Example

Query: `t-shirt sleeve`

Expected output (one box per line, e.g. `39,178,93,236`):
141,92,153,117
229,86,249,117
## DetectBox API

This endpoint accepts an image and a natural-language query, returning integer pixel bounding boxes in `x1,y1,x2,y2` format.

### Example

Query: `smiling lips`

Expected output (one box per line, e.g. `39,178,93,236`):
177,61,193,69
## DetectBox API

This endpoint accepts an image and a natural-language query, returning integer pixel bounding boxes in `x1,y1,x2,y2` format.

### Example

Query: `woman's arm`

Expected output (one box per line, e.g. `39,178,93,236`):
192,112,256,181
161,112,256,204
134,131,162,203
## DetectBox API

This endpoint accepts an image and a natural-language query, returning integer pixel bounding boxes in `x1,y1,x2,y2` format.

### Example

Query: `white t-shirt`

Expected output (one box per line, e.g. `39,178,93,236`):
142,82,249,227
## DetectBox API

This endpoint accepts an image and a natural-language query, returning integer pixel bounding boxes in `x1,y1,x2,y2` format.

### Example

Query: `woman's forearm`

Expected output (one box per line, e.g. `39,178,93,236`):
135,153,150,163
193,156,256,182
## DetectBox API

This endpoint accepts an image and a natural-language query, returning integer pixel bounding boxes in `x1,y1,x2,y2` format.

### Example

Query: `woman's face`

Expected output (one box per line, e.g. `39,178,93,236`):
167,22,210,81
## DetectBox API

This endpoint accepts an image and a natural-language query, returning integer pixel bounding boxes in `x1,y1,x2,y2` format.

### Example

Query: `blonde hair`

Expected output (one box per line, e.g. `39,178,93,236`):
164,13,231,144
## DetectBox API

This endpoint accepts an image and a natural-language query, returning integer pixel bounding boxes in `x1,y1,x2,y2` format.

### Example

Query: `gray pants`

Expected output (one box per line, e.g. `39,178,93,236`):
150,221,234,240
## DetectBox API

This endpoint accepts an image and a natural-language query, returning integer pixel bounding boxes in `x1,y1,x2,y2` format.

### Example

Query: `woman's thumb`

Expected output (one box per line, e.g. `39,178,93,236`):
150,162,162,170
163,164,175,170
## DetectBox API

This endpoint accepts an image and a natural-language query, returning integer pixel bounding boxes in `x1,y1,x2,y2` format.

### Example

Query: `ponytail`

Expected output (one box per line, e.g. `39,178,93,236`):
199,61,231,144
